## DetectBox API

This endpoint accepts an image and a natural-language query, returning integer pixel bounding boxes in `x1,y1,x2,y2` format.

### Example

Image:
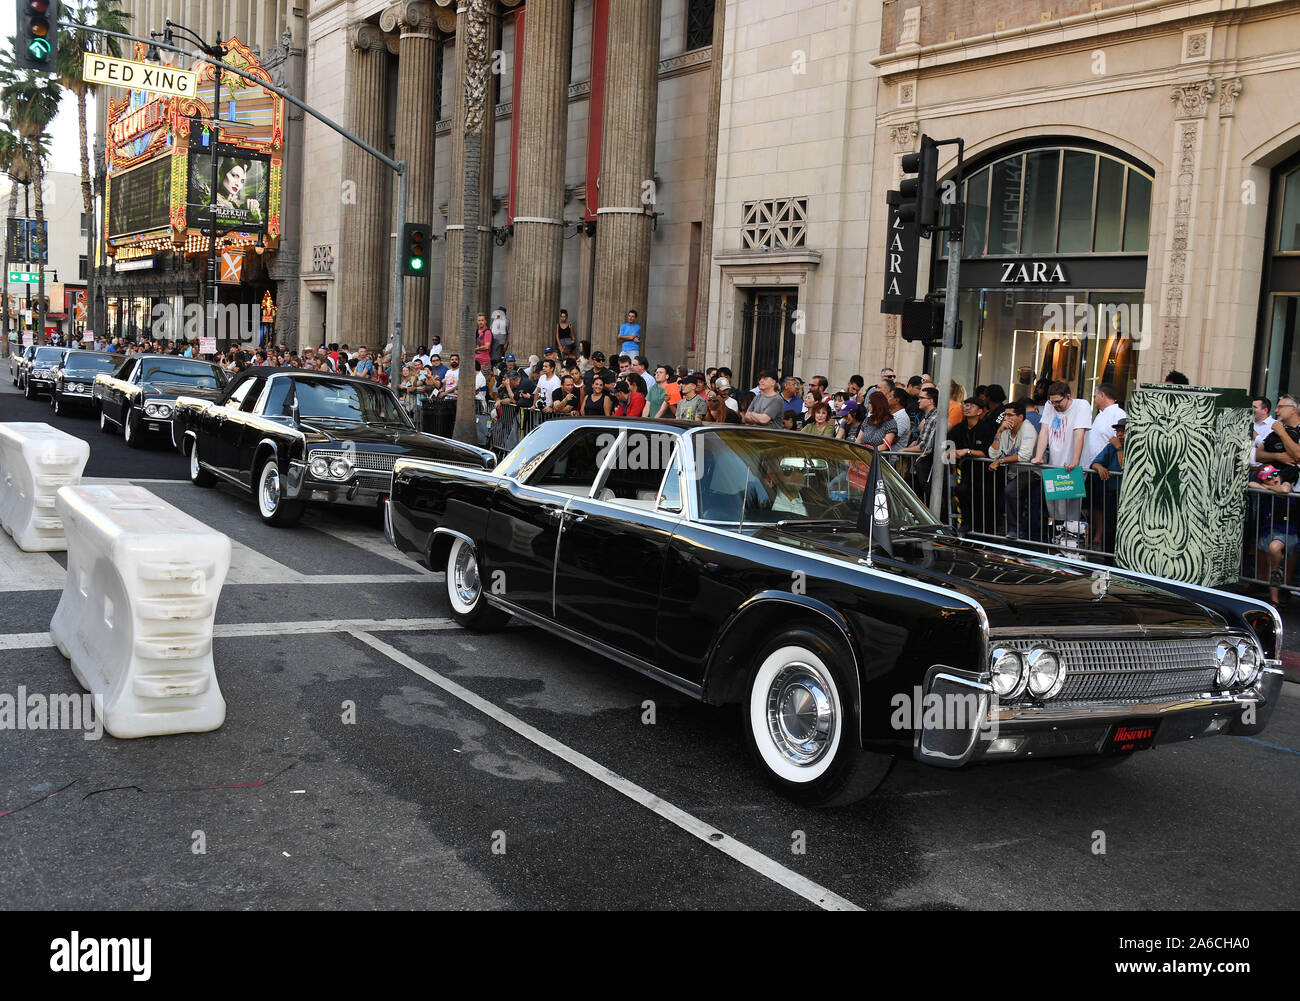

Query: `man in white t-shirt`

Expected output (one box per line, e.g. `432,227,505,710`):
1032,380,1093,542
442,354,461,397
1083,383,1126,469
534,359,561,409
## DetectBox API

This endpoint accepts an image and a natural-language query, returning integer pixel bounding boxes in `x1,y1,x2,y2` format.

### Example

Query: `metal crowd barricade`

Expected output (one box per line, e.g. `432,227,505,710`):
1242,483,1300,595
940,455,1123,562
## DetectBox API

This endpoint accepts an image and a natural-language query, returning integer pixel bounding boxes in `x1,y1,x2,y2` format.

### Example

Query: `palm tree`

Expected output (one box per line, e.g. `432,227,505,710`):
59,1,132,336
0,56,62,342
455,0,491,444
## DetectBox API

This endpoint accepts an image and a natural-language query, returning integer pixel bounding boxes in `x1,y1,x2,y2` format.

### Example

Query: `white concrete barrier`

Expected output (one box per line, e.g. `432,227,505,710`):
0,422,90,551
50,484,231,738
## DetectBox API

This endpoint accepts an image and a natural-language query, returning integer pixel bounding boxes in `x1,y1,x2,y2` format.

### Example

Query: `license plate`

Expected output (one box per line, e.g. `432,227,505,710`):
1106,720,1159,754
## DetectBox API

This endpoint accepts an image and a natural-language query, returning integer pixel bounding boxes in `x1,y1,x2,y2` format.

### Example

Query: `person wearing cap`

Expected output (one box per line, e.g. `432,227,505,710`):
582,351,614,398
713,376,739,413
675,373,707,421
989,399,1039,539
835,399,865,440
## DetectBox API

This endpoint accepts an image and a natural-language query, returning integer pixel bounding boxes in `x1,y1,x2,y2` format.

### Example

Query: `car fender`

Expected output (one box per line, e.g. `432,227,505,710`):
702,590,863,744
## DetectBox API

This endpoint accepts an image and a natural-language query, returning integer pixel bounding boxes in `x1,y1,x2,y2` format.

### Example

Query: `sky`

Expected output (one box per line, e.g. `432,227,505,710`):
2,6,99,179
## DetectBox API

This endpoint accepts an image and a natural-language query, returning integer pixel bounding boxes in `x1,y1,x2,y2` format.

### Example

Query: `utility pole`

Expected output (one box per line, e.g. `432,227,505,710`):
927,140,965,519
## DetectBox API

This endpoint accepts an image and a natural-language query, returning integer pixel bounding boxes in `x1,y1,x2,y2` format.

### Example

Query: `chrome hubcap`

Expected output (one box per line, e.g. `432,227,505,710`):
453,544,480,606
190,446,200,479
766,663,835,766
262,467,280,513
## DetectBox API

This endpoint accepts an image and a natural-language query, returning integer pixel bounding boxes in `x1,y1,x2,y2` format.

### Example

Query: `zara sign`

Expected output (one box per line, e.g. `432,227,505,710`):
999,260,1069,284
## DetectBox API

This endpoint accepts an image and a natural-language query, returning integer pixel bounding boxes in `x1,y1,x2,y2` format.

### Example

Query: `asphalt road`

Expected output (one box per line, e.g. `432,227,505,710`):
0,372,1297,910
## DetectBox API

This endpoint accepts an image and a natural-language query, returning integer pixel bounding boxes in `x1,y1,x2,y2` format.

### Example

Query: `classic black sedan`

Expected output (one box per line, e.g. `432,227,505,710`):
9,342,36,387
21,345,68,399
49,350,119,416
173,367,496,526
94,353,229,448
385,419,1286,805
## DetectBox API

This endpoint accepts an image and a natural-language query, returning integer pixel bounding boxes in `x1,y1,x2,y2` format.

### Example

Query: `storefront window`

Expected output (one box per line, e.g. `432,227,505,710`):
1057,150,1096,253
1279,165,1300,253
1021,150,1060,255
1093,157,1126,252
987,155,1023,255
1123,171,1152,253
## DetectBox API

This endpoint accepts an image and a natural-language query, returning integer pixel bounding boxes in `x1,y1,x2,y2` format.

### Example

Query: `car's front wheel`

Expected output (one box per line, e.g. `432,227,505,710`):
98,404,114,434
743,628,893,806
23,379,34,400
256,458,303,527
445,536,509,630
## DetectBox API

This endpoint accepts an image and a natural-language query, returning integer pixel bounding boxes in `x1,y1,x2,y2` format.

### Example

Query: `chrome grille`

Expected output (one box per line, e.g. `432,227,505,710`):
308,449,398,473
996,637,1220,704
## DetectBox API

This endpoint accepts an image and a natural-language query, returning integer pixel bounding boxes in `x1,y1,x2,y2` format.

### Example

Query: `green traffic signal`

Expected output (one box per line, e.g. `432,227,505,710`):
28,38,51,58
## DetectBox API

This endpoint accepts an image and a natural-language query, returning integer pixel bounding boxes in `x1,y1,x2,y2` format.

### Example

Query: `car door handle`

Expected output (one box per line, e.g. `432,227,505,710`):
543,505,564,519
567,512,587,523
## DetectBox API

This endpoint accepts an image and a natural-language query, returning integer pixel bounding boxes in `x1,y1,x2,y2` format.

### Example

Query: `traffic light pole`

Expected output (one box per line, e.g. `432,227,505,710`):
62,18,409,387
928,139,965,519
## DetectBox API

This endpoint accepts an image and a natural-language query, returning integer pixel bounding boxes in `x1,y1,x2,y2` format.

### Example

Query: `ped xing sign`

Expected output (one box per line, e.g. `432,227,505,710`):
9,270,41,283
83,53,198,98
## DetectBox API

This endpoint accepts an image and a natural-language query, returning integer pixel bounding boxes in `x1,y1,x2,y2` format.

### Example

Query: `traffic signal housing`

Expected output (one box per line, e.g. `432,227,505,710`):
401,222,429,277
16,0,60,73
897,133,939,236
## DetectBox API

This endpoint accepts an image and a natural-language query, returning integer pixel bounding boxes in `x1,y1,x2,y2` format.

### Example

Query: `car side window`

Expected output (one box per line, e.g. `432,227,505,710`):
657,450,683,513
261,377,293,417
240,378,266,413
117,359,137,382
525,428,612,496
224,380,257,411
593,431,680,510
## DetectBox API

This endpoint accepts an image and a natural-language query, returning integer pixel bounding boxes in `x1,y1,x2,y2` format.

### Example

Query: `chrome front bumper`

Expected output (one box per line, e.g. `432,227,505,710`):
915,665,1284,768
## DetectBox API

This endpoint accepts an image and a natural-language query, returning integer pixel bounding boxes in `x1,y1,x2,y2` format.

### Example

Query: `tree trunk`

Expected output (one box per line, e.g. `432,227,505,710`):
29,145,47,344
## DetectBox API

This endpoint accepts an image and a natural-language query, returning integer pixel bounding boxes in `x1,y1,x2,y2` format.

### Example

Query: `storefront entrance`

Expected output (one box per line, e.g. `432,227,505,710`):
931,142,1152,404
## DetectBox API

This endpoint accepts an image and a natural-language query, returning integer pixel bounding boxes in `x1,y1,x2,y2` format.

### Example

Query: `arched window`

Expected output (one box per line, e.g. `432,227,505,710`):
953,145,1153,258
1277,162,1300,253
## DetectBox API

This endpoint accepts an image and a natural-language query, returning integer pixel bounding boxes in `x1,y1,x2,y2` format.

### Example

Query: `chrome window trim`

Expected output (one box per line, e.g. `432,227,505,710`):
589,429,628,498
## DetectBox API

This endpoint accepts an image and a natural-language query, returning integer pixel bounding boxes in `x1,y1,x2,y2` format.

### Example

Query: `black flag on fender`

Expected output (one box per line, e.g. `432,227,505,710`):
857,444,894,557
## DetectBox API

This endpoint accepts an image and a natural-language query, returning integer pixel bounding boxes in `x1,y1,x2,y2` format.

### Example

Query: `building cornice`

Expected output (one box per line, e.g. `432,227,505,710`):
873,0,1291,79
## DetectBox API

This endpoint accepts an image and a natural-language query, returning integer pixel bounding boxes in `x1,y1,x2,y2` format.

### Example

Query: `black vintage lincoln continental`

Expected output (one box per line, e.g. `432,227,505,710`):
173,367,496,526
385,418,1285,805
94,353,230,447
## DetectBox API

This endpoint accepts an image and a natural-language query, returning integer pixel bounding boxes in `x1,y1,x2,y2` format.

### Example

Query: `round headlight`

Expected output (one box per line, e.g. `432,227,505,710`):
1026,648,1065,699
309,457,331,478
144,403,157,416
329,458,352,479
1215,640,1239,687
1234,640,1261,687
72,383,83,393
989,648,1026,698
155,404,172,418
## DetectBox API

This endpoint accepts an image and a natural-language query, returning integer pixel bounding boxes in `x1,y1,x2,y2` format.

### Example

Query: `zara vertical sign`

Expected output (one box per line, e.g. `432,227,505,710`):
881,193,919,315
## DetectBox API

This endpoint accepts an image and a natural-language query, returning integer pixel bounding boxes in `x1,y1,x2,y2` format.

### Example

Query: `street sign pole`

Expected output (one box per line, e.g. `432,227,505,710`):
928,139,965,519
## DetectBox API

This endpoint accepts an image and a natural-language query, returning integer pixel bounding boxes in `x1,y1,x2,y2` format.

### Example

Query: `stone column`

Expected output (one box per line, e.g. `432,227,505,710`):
506,1,573,359
591,0,661,355
339,24,391,349
383,1,441,352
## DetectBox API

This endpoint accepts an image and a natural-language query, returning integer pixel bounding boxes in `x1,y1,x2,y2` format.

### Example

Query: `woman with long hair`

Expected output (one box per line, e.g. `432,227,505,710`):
948,379,965,430
583,374,613,416
856,391,897,449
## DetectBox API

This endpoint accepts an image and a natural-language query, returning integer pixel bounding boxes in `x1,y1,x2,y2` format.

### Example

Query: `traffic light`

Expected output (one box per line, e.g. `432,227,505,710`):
897,133,939,235
902,296,962,349
400,222,429,277
16,0,60,74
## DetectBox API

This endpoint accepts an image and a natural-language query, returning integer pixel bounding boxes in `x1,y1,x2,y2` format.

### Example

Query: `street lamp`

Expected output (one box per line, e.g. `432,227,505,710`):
159,19,227,350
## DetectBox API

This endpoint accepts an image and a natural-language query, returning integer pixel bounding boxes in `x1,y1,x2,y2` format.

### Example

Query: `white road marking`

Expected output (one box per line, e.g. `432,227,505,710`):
354,631,862,912
0,545,65,592
0,617,459,651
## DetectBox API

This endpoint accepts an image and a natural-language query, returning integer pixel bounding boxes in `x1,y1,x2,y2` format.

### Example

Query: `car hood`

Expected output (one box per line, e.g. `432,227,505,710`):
299,422,446,455
145,382,226,401
750,524,1226,633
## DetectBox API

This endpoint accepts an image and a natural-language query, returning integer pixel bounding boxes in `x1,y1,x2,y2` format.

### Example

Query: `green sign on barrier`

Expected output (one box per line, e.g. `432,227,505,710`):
1041,466,1086,499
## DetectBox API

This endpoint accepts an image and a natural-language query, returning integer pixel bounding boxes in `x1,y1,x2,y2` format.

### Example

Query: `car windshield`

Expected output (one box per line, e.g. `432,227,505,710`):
140,360,226,389
33,348,63,362
293,378,411,426
63,354,118,375
692,428,941,532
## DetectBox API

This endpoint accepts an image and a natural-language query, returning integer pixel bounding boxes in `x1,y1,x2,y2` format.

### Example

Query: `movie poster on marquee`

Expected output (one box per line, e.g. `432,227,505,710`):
186,151,270,233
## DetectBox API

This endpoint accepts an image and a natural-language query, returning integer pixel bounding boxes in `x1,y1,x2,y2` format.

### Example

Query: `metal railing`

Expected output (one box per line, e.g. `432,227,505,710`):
1243,483,1300,595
